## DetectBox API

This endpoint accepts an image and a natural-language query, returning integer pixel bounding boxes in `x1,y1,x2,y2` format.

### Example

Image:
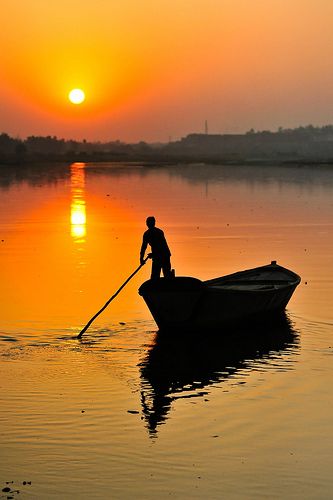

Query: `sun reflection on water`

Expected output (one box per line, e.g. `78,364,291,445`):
70,163,86,241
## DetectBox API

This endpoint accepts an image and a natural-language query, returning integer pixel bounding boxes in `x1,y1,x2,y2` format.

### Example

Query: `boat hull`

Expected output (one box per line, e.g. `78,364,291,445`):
139,262,301,332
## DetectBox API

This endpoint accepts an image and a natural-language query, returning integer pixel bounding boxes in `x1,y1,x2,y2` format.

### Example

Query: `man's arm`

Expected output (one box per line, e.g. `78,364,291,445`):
140,234,148,264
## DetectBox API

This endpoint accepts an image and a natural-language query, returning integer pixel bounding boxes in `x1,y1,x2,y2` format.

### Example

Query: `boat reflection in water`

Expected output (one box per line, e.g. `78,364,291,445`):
139,313,299,437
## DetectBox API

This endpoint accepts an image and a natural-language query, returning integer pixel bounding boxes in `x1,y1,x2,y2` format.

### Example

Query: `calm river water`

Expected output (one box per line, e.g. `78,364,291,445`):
0,162,332,499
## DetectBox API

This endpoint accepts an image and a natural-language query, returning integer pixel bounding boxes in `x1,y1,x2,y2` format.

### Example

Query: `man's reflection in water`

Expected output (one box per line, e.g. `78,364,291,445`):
139,313,300,437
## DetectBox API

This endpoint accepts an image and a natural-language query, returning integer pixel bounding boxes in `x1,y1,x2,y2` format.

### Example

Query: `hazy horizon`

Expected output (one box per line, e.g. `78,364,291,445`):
4,121,333,145
2,1,333,142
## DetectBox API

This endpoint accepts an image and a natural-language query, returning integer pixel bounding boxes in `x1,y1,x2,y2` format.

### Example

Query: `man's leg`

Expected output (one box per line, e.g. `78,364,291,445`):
151,259,162,280
162,257,172,278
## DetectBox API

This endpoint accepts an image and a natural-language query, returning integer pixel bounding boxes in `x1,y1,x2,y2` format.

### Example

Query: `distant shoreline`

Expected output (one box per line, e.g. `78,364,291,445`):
2,126,333,168
1,155,333,168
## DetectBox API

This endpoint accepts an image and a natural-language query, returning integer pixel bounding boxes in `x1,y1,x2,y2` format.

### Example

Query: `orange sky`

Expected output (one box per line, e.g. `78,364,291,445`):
1,0,333,142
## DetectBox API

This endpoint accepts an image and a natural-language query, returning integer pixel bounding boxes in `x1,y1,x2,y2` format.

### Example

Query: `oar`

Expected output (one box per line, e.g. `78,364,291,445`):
77,256,150,339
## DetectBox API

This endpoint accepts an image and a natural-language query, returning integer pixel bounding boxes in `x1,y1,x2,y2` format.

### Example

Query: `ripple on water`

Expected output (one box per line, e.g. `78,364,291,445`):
0,334,19,342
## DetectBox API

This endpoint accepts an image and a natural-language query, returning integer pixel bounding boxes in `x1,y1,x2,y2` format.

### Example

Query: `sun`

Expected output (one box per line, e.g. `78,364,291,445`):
68,88,85,104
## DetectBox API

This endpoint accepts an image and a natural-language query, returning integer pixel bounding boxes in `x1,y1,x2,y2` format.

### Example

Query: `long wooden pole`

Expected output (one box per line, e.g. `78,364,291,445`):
77,257,149,338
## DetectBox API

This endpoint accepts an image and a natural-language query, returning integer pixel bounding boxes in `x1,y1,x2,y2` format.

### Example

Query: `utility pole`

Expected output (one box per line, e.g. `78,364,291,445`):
205,120,208,135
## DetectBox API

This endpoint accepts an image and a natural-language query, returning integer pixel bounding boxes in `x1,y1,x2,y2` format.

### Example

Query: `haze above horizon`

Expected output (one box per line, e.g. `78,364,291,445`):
1,0,333,142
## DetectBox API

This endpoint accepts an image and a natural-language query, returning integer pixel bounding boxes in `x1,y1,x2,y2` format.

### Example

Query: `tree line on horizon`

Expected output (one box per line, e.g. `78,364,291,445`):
0,133,153,162
2,124,333,164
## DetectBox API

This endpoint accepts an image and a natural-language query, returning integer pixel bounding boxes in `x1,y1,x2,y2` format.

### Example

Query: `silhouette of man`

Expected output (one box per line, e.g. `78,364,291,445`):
140,216,172,279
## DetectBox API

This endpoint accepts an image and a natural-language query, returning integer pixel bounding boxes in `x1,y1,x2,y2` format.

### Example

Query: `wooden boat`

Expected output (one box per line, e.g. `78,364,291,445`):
138,261,301,332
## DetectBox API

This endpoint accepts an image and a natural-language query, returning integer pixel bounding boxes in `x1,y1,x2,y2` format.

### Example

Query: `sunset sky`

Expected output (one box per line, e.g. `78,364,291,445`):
1,0,333,142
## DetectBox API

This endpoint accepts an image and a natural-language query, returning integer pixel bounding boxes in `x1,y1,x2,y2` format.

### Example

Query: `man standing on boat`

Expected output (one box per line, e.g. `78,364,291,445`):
140,216,172,279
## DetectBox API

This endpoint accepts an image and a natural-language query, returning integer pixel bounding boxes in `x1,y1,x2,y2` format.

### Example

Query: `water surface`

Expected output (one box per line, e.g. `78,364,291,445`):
1,162,332,498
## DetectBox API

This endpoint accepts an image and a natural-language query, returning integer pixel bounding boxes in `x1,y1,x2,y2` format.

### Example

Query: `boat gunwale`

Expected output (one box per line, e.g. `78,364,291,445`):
204,263,301,288
205,283,297,293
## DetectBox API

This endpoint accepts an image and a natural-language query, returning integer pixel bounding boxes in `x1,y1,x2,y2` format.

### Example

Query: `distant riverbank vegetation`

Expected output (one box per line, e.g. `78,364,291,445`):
2,125,333,166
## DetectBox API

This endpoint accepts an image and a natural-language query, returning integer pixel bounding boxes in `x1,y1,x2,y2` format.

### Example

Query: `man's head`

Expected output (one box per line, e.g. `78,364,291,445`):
146,216,156,228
